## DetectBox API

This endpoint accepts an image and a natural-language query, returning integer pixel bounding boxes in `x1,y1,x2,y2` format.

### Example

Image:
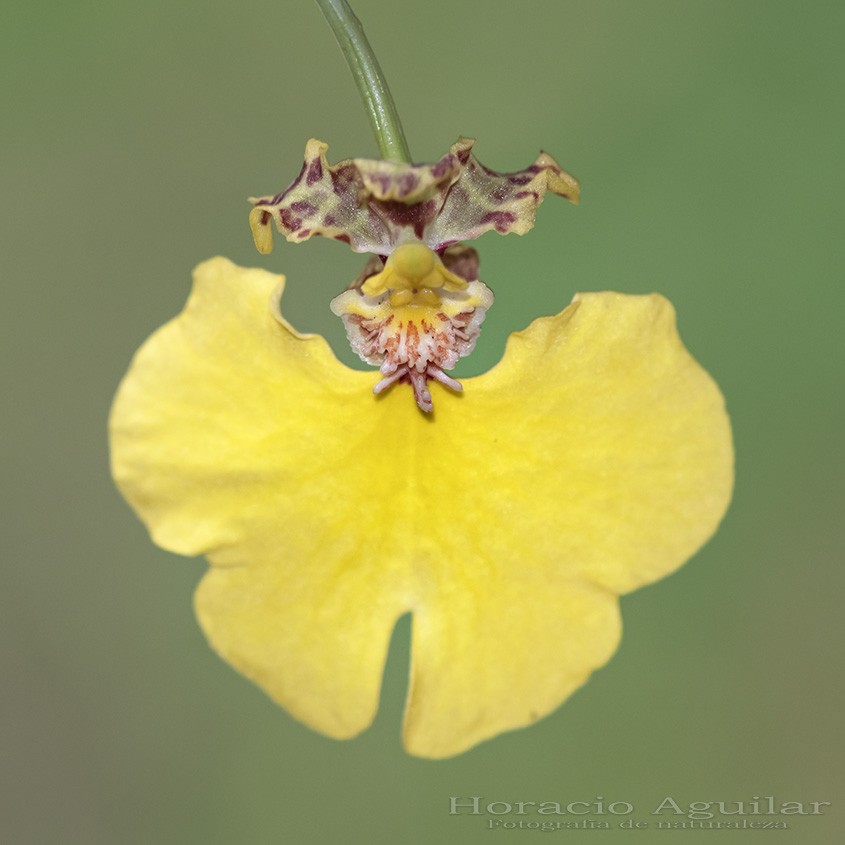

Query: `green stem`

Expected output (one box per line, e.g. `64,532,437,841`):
315,0,412,163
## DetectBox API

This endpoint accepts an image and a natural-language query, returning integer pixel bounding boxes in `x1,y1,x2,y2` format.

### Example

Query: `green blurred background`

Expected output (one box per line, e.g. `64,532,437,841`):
3,0,843,842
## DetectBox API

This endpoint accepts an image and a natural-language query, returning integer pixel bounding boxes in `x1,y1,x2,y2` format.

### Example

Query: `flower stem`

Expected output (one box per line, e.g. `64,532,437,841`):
314,0,412,163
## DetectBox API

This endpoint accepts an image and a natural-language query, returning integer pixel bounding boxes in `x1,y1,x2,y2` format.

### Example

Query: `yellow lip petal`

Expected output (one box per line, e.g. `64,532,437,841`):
110,257,401,738
399,291,733,756
110,259,732,758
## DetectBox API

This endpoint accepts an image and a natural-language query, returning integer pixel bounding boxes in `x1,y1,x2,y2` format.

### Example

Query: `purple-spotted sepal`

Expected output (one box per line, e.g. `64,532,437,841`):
249,138,579,257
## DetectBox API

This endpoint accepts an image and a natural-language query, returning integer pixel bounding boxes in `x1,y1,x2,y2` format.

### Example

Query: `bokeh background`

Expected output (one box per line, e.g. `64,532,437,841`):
3,0,843,842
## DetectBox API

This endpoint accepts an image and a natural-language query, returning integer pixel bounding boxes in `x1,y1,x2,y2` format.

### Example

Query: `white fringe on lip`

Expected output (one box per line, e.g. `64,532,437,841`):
332,280,493,412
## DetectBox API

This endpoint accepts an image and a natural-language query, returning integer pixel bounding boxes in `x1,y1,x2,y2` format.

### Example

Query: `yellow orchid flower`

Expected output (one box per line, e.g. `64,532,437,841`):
109,138,733,759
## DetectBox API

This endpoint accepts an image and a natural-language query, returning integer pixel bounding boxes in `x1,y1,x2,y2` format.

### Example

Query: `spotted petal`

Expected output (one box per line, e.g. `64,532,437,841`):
424,149,580,248
249,139,579,257
110,258,732,758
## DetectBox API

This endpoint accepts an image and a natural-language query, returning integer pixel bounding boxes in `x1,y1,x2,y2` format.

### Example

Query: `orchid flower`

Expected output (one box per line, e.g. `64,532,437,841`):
109,0,733,758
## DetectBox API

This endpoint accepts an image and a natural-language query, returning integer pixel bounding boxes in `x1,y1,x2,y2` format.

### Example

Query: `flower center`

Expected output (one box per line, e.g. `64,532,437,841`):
360,243,468,307
330,244,493,412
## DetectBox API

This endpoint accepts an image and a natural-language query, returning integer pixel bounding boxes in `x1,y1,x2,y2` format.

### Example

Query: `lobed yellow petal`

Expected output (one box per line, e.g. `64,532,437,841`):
110,258,398,737
401,292,733,756
110,259,732,758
